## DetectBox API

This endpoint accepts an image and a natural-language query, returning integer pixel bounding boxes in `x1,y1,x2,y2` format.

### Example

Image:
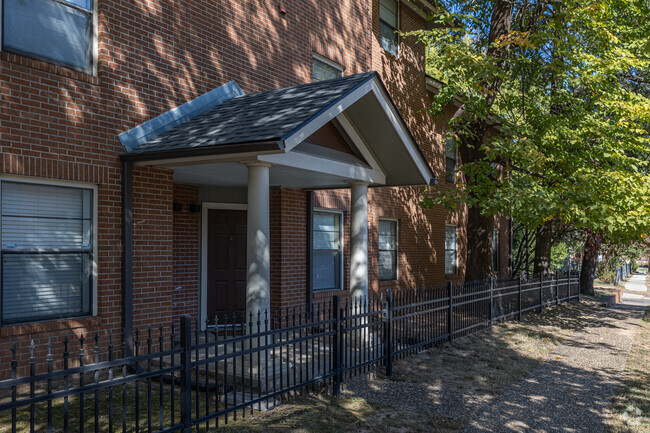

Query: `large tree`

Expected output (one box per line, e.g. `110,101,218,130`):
412,0,650,281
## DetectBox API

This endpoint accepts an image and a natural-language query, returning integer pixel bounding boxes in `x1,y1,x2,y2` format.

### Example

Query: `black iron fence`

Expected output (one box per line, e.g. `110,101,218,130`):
0,272,580,432
615,263,633,285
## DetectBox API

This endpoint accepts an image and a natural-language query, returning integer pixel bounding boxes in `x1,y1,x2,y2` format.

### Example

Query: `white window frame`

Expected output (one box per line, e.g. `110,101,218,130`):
312,209,344,291
311,53,344,82
0,0,98,75
445,225,458,276
0,176,99,325
445,138,458,184
379,0,400,56
378,218,398,281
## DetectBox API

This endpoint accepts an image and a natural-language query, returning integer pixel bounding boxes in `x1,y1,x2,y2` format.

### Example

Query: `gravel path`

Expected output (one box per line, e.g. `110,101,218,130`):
462,301,647,433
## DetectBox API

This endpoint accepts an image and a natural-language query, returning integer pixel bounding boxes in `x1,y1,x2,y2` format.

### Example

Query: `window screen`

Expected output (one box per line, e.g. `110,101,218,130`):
312,211,342,290
312,57,343,82
378,219,397,281
1,181,93,324
445,226,457,276
380,0,399,55
2,0,93,72
446,138,457,183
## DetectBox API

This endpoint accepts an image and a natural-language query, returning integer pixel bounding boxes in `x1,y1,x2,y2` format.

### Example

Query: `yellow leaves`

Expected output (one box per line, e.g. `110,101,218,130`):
556,357,562,360
641,233,647,240
495,31,536,49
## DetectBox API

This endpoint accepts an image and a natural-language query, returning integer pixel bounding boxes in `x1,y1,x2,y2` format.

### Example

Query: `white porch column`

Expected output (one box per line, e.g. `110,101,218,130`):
350,182,369,303
245,162,272,332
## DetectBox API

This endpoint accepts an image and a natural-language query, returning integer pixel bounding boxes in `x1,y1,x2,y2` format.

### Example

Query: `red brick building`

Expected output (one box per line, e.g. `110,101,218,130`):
0,0,510,363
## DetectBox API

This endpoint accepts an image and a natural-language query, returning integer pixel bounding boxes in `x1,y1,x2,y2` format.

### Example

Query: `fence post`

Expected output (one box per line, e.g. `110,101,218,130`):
384,289,393,377
332,295,342,395
488,277,494,326
180,315,192,433
539,273,544,313
518,275,522,321
447,281,453,342
555,271,559,305
567,269,571,301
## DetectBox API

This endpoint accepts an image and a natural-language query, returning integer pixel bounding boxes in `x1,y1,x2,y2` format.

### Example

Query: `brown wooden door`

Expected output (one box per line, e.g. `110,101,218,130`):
206,209,247,323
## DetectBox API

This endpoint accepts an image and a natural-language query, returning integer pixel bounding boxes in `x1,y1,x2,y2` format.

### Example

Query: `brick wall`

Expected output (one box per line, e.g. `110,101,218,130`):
0,0,511,369
172,184,200,324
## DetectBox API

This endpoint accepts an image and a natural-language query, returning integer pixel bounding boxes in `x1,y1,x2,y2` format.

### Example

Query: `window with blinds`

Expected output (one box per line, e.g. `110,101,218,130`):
2,0,95,73
445,225,458,276
446,138,458,183
312,211,343,291
378,219,398,281
1,181,93,324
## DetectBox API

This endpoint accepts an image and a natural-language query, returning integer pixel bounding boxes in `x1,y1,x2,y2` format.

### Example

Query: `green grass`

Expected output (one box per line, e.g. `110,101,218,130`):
607,307,650,433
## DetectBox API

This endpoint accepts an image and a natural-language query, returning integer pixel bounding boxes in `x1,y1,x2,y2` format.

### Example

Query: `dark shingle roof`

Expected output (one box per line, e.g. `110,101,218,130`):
127,72,376,155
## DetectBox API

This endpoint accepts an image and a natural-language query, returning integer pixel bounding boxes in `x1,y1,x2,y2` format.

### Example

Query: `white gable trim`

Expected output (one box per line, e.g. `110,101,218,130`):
369,80,433,184
335,113,385,175
282,76,433,186
257,152,386,185
283,80,375,151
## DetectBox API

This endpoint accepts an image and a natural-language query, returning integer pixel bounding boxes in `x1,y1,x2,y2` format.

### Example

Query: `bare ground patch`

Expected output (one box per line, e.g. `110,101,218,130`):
220,301,604,432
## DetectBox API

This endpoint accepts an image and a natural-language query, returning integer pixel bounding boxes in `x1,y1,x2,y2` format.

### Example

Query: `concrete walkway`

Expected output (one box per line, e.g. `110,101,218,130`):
622,273,650,306
463,292,649,432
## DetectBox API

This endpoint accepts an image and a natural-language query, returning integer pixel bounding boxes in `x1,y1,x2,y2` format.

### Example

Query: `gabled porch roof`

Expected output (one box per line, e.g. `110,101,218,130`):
119,72,436,188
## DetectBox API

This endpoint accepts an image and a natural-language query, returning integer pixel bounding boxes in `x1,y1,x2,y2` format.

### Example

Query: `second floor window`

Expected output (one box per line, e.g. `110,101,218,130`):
312,211,343,291
446,138,458,183
445,225,458,276
312,56,343,82
2,0,95,73
378,219,398,281
380,0,399,55
493,229,500,272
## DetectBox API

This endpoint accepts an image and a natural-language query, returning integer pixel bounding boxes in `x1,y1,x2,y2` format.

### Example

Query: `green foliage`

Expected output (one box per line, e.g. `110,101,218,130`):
410,0,650,246
551,241,569,271
599,270,617,284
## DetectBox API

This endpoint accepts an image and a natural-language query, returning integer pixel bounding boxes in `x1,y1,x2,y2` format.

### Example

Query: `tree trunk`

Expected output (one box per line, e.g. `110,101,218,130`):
533,220,553,275
465,207,495,281
461,0,514,280
580,232,602,295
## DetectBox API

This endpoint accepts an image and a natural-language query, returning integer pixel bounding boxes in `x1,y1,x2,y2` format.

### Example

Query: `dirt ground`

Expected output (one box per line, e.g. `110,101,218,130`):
218,301,598,432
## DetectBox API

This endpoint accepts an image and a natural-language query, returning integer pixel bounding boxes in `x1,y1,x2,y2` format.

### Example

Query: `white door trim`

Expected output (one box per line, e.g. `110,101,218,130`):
200,202,247,330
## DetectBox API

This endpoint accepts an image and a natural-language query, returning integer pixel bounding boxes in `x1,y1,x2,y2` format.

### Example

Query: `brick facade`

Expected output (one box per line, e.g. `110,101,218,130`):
0,0,510,369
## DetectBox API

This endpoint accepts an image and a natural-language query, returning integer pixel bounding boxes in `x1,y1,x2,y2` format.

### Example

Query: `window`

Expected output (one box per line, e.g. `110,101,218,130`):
312,56,343,82
0,180,94,324
379,0,399,55
492,229,499,272
312,211,343,290
445,138,458,183
378,219,398,281
445,225,457,276
2,0,95,73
